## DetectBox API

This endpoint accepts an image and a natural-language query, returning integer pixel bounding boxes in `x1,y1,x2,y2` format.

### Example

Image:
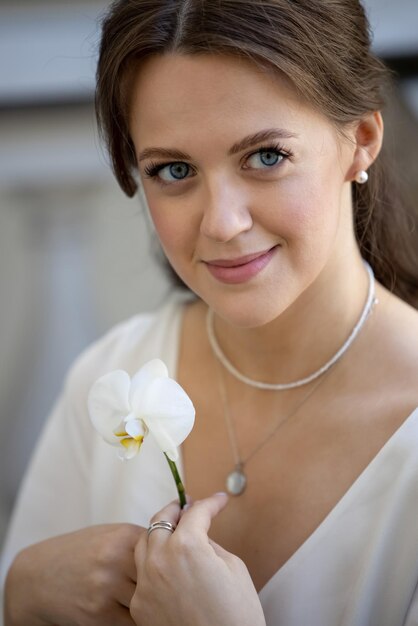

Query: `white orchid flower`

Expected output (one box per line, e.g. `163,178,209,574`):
87,359,195,462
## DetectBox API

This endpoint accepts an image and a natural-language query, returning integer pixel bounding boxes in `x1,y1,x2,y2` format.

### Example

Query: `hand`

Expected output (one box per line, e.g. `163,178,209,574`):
4,523,144,626
130,493,266,626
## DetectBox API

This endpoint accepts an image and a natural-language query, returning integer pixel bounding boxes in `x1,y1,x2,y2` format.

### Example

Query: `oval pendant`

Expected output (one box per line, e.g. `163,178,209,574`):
226,468,247,496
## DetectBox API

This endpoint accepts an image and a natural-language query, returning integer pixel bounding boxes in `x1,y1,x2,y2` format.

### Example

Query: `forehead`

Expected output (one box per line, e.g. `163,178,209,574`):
128,53,331,148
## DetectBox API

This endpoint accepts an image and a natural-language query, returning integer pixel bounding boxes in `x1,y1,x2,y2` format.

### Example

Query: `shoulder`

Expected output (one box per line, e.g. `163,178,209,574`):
64,290,193,408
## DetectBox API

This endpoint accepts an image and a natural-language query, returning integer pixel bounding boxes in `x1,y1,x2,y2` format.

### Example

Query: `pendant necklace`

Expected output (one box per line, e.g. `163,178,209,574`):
216,362,331,495
207,261,378,495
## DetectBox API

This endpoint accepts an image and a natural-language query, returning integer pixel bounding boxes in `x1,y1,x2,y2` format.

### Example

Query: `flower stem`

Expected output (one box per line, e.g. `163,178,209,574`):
164,453,187,509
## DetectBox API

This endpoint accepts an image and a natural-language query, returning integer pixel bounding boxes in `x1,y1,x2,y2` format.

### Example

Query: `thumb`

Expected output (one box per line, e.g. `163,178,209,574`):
177,492,229,536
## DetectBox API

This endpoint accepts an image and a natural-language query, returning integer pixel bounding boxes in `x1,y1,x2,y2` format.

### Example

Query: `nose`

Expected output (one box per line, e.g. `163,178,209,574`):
199,176,253,243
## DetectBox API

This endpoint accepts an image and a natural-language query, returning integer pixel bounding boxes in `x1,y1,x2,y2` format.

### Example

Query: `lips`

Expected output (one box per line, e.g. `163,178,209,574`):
203,245,278,284
205,247,276,267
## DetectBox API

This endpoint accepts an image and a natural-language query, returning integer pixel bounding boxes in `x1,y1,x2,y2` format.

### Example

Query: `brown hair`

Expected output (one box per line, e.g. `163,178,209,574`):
96,0,418,306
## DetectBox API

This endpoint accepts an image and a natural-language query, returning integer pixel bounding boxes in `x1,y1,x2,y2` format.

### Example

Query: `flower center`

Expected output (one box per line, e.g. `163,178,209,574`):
120,435,144,449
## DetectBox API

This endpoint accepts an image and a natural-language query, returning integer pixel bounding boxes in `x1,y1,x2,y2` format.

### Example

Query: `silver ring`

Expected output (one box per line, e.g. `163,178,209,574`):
147,520,176,536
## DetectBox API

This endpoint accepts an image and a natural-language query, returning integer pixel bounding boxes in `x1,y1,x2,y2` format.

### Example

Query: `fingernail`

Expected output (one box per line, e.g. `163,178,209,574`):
182,503,191,511
215,492,228,497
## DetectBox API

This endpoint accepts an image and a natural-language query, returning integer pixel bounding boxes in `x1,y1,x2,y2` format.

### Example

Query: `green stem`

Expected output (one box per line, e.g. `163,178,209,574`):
164,453,187,509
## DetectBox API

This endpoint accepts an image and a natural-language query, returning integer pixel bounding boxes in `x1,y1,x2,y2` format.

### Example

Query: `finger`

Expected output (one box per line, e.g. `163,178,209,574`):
149,499,182,527
177,492,229,538
134,500,180,579
147,499,181,548
125,529,147,582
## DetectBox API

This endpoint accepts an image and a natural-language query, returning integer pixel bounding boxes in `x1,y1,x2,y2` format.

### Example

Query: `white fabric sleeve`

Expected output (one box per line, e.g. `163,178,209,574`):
0,308,160,596
0,297,185,623
0,364,94,603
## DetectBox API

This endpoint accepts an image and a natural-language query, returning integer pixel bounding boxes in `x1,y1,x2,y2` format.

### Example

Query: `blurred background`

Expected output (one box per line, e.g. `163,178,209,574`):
0,0,417,547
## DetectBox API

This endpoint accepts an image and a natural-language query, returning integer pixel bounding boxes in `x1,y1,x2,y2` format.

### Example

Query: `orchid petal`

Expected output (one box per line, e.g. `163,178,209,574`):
114,413,134,437
88,370,131,444
150,431,179,462
141,377,195,458
125,418,146,440
113,423,127,437
129,359,168,415
118,438,141,460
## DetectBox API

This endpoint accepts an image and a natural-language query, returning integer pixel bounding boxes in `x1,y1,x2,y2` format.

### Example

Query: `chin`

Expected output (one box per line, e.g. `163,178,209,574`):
176,262,306,328
201,286,296,329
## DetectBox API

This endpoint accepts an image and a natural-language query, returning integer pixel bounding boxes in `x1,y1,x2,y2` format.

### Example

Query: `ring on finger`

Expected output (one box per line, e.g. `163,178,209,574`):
147,520,176,536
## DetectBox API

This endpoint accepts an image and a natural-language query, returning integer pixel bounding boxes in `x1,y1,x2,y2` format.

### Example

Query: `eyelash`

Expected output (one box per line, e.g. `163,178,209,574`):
143,143,293,185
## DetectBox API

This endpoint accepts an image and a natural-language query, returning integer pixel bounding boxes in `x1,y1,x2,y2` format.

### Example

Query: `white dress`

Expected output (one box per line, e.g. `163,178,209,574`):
1,293,418,625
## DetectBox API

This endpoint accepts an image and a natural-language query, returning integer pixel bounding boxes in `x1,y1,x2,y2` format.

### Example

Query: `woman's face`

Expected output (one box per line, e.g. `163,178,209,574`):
129,54,358,327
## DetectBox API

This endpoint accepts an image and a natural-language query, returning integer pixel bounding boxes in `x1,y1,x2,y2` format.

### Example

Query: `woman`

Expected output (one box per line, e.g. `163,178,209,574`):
2,1,418,624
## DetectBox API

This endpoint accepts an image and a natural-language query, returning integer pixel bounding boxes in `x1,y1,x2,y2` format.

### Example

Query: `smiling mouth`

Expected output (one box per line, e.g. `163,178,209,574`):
205,245,279,268
203,245,279,284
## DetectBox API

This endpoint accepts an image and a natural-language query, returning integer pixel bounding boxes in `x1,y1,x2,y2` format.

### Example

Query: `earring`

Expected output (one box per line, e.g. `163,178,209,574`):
355,170,368,184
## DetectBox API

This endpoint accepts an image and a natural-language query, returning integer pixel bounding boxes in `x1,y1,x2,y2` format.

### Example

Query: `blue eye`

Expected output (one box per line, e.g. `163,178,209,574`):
246,148,284,169
161,162,190,181
144,161,191,183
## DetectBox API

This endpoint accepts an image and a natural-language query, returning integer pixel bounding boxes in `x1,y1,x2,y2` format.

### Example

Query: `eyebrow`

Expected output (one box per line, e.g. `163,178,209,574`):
137,128,298,163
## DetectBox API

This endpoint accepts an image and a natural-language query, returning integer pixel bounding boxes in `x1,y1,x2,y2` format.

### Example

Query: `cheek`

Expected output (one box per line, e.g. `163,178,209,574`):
267,180,336,236
263,168,344,262
147,204,172,247
147,196,195,266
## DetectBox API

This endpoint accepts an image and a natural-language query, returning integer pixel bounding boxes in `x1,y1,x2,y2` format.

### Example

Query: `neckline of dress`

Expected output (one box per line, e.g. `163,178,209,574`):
166,295,418,598
258,404,418,597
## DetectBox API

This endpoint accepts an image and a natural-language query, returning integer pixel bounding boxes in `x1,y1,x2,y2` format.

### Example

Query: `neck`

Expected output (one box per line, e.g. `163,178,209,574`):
211,253,372,385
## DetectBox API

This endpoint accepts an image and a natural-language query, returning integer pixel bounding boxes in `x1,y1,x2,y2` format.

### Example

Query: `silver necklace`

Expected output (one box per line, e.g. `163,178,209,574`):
216,362,331,496
207,261,377,391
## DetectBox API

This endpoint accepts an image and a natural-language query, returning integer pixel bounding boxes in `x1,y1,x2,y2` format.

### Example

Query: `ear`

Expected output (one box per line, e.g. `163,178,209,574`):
346,111,384,182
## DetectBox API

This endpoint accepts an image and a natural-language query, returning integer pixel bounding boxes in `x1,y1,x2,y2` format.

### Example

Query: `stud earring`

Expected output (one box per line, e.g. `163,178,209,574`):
355,170,368,184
